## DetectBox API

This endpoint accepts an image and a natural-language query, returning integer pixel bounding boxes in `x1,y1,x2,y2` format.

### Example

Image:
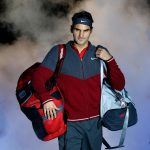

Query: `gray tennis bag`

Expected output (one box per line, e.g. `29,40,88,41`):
100,60,137,149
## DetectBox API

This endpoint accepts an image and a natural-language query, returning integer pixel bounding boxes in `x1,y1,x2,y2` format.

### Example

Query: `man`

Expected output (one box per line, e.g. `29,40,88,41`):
32,11,125,150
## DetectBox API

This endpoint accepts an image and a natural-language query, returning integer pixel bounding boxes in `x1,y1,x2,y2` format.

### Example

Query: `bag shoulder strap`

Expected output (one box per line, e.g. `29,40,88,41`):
45,44,66,91
53,44,66,78
58,44,66,61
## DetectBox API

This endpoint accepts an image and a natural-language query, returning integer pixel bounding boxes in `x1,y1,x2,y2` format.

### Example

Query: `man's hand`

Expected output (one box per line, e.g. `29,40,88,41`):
96,48,112,61
43,101,59,120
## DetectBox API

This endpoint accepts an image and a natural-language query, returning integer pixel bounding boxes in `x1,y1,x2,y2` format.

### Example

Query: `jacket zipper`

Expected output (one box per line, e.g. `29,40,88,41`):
81,59,90,119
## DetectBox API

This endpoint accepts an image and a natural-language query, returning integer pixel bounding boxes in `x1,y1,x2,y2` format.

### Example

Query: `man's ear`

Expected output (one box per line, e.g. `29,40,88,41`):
70,25,73,33
90,28,93,33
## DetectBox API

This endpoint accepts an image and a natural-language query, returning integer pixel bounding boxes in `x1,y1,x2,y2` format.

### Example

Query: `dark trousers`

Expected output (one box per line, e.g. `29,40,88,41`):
58,117,102,150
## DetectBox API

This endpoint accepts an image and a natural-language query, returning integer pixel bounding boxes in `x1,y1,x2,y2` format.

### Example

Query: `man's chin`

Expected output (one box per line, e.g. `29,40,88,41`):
76,40,87,46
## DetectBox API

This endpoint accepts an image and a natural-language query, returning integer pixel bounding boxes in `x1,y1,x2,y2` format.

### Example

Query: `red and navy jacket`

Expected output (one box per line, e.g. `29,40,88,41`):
32,41,125,121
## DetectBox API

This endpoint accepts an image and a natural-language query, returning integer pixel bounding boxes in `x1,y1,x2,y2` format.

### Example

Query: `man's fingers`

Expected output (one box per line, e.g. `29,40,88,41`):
44,108,47,117
52,109,57,118
96,49,102,56
44,108,51,120
49,109,53,120
54,105,60,110
48,110,51,120
43,103,58,120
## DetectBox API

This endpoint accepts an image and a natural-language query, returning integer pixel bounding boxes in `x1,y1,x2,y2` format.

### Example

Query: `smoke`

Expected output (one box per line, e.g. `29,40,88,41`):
0,0,150,150
0,100,7,138
0,0,6,16
125,0,150,16
0,0,86,44
0,0,150,45
41,0,85,17
0,21,20,44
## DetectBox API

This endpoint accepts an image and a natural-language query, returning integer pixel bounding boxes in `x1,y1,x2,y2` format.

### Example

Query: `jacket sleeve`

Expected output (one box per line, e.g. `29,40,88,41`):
31,45,59,104
105,57,125,91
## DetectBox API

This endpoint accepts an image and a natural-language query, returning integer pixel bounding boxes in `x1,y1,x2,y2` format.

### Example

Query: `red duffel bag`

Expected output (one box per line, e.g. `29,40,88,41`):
16,45,67,141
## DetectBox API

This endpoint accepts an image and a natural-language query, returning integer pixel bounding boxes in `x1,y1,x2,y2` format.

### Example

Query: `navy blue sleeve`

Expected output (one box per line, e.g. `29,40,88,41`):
41,45,59,71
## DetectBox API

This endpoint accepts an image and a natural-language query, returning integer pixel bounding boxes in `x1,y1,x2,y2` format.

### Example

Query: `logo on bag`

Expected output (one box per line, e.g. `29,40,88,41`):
60,48,64,59
18,90,26,99
119,113,125,118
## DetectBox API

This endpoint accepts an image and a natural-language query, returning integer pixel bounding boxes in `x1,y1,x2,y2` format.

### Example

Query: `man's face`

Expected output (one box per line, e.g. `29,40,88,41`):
72,24,92,46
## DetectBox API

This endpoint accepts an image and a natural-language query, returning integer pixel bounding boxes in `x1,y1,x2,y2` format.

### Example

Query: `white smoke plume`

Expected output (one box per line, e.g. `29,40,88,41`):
0,0,150,150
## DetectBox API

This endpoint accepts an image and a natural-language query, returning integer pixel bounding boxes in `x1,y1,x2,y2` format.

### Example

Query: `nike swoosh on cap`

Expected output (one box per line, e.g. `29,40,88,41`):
81,20,87,23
